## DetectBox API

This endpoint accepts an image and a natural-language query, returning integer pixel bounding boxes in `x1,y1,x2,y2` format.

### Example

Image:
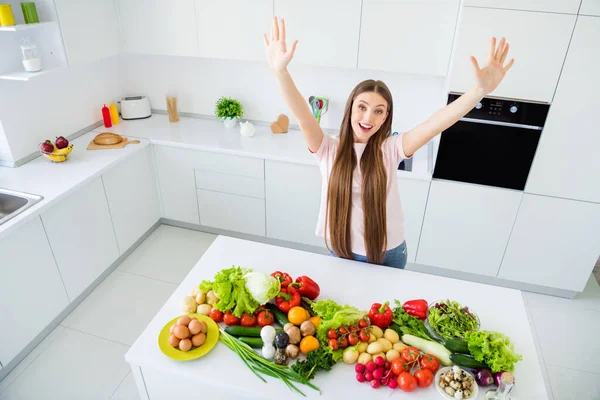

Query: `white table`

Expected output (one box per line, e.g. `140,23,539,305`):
125,236,549,399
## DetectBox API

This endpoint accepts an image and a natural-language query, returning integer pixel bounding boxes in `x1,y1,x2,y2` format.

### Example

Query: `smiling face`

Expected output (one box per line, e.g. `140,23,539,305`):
351,91,389,143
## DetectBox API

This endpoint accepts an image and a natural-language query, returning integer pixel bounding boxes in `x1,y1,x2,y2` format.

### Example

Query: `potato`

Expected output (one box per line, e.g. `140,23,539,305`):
386,349,400,362
343,348,359,364
195,291,206,305
393,342,408,352
367,342,384,355
371,326,384,339
357,352,372,365
384,329,400,344
196,304,212,316
368,333,377,343
357,342,369,353
377,338,392,352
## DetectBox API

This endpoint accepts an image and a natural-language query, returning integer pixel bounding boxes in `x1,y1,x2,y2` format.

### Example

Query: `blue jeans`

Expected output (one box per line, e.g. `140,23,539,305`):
329,241,408,269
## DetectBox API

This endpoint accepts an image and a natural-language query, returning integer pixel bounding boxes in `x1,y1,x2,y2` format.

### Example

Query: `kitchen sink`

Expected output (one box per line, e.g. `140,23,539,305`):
0,188,43,226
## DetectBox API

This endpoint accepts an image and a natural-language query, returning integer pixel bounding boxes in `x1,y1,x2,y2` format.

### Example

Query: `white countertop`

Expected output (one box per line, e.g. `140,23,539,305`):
94,114,432,180
125,236,548,400
0,131,150,239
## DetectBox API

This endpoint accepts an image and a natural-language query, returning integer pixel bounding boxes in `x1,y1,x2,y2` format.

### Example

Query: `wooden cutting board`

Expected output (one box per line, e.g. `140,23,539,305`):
87,137,140,150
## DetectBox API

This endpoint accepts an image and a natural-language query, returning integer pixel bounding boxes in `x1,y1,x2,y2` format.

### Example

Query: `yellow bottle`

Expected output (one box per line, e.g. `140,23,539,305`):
0,4,16,26
109,103,120,125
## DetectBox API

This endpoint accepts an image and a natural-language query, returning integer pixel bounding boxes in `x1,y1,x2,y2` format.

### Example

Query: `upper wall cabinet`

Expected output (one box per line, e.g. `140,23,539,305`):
55,0,120,66
117,0,198,57
358,0,460,76
449,7,576,103
580,0,600,16
463,0,582,14
274,0,362,69
195,0,272,62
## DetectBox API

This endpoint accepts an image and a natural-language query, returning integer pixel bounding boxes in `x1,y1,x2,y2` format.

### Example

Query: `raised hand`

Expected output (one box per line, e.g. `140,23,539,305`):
470,37,515,95
264,16,298,72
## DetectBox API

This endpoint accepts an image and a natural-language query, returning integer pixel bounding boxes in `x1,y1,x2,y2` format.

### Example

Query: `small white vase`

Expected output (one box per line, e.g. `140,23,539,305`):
239,121,256,137
222,117,238,129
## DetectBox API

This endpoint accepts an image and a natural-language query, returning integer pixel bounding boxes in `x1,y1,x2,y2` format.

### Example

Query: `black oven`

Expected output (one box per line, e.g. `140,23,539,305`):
433,94,550,191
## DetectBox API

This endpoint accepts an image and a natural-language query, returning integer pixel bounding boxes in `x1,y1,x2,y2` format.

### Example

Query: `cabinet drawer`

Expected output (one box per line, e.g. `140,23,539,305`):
195,170,265,199
197,190,265,236
191,151,264,179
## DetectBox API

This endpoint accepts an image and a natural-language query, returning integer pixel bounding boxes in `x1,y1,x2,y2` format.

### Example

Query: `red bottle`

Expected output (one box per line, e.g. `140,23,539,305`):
102,104,112,128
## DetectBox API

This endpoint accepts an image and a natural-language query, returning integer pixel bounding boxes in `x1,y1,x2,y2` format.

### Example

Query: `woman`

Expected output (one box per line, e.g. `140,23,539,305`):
264,17,514,269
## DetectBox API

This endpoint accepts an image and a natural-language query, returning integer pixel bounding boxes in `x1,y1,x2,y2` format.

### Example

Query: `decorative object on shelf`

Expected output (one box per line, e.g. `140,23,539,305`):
270,114,289,134
20,36,41,72
87,132,140,150
109,103,120,125
166,95,179,123
0,4,15,26
215,96,243,129
239,121,256,138
102,104,112,128
20,2,38,24
309,96,329,123
39,136,73,163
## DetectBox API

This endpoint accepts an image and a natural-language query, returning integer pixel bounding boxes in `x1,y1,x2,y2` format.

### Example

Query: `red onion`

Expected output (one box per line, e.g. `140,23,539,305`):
494,371,507,387
476,369,494,386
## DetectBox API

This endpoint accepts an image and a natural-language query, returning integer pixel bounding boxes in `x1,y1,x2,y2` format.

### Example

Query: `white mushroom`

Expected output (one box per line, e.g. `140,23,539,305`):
445,386,456,396
454,389,464,400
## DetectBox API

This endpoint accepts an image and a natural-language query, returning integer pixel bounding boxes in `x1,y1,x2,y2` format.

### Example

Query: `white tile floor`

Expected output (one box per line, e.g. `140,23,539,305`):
0,224,598,399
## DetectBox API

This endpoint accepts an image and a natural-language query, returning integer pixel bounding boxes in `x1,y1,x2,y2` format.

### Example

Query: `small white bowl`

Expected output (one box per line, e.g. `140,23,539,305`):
434,366,479,400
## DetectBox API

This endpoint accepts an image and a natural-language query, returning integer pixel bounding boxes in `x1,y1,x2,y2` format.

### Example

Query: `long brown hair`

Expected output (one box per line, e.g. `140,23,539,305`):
325,80,393,264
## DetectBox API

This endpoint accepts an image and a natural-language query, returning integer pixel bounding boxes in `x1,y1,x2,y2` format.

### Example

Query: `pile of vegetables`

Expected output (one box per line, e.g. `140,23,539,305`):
427,299,480,340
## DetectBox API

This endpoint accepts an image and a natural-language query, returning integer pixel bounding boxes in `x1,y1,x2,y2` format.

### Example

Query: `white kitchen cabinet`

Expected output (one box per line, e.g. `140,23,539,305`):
41,178,120,300
580,0,600,16
102,147,161,253
358,0,460,76
0,217,69,366
274,0,362,69
397,177,430,263
195,0,272,62
154,145,200,225
449,7,576,103
197,190,265,236
416,180,522,276
117,0,198,57
265,160,324,248
463,0,581,14
55,0,120,66
498,194,600,292
525,16,600,203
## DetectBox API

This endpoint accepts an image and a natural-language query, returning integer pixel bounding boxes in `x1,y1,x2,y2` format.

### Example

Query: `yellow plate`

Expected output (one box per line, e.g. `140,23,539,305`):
158,314,220,361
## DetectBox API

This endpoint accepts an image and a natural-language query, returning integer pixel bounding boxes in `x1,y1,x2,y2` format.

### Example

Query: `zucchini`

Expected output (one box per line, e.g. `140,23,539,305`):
449,353,489,369
401,334,452,366
266,303,290,327
238,337,263,348
225,326,282,337
443,338,471,355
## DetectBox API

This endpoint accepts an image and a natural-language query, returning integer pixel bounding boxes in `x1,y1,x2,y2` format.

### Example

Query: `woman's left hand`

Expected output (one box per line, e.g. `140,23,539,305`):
470,37,515,95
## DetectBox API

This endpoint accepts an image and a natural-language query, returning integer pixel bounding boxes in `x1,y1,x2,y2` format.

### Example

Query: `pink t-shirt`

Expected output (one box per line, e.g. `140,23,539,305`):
313,133,409,256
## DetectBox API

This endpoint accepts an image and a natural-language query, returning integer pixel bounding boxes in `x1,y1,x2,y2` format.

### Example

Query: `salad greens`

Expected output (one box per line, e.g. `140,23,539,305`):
391,300,436,341
466,330,522,373
243,272,280,304
310,299,366,344
291,346,337,381
311,299,342,320
200,266,260,317
427,300,479,340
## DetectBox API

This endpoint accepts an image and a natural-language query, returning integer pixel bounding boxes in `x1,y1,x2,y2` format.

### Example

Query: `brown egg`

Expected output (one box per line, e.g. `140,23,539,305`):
198,320,208,334
192,333,206,347
188,319,201,335
178,316,192,326
174,325,190,340
179,338,192,352
170,324,176,334
169,334,180,347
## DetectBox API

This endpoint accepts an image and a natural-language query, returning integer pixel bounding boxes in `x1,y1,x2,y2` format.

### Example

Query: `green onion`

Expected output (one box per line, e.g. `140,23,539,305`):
219,329,320,397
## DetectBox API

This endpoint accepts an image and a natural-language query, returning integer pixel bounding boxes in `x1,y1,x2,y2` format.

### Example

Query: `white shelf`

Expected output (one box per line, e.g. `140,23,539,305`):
0,68,60,81
0,22,53,32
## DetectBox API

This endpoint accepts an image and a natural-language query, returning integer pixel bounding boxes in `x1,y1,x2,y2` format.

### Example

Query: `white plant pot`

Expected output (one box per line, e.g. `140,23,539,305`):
239,121,256,137
222,117,238,129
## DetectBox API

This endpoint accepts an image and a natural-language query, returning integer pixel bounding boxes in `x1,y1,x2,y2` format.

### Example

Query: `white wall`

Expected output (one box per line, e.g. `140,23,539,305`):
119,54,448,134
0,56,121,163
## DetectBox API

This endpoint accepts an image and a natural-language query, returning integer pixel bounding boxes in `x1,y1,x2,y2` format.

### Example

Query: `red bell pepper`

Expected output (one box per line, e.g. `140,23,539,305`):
290,275,320,300
369,302,393,329
275,287,301,313
402,299,428,320
271,271,293,288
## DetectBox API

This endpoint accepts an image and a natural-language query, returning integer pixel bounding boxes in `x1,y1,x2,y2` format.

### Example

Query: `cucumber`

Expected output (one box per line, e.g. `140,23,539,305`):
238,337,263,348
266,303,290,327
225,326,282,337
444,339,471,355
449,353,489,369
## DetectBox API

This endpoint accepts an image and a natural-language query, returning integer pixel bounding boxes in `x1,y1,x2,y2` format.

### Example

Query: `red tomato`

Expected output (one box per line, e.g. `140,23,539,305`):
328,339,339,350
338,326,348,335
209,308,223,323
256,310,274,327
348,332,359,346
419,354,440,373
358,318,368,329
327,329,338,340
414,369,434,388
391,358,406,377
349,324,359,333
223,311,240,326
358,330,370,342
240,313,257,327
337,336,348,348
401,346,420,364
397,372,417,392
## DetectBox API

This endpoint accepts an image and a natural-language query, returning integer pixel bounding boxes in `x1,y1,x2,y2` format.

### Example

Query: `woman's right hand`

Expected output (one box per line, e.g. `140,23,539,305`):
264,16,298,73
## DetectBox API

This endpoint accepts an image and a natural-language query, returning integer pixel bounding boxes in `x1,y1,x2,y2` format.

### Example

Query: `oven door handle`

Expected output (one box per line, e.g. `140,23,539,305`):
459,117,543,131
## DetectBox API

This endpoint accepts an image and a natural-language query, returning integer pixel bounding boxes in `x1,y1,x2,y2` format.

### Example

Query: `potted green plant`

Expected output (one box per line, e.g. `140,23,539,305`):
214,96,244,129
